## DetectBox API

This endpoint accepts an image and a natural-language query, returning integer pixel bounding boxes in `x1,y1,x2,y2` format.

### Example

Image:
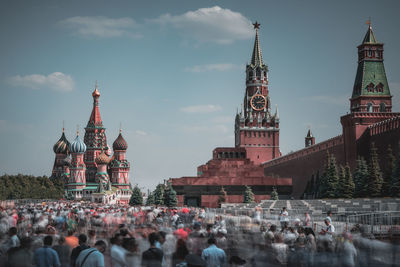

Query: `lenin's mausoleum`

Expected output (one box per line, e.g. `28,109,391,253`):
170,23,400,207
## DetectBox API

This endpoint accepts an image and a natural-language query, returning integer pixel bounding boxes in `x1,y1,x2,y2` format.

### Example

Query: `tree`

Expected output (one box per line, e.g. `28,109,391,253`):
243,185,255,203
382,145,395,197
391,142,400,197
129,185,143,206
163,182,178,207
342,164,355,198
353,156,369,197
153,183,165,205
336,165,346,198
366,143,384,197
270,187,279,200
319,152,339,198
146,191,155,205
218,186,227,207
309,175,315,196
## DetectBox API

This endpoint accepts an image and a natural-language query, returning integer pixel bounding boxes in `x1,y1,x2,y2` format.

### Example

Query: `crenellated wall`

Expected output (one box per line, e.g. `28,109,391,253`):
262,135,345,198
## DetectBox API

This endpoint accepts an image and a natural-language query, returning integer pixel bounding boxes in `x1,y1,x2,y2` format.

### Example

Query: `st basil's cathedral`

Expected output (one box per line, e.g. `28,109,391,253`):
51,85,132,204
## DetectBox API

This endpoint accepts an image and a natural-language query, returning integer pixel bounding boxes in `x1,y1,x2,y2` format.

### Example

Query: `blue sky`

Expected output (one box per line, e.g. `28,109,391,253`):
1,0,399,190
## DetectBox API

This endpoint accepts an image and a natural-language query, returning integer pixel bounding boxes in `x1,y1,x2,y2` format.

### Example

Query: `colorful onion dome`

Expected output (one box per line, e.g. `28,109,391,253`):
113,132,128,151
53,131,70,154
95,151,110,165
69,134,87,153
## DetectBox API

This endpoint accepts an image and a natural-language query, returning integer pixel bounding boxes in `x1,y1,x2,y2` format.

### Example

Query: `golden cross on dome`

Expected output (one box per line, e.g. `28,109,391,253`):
253,21,260,29
62,120,65,132
76,124,80,136
119,122,122,133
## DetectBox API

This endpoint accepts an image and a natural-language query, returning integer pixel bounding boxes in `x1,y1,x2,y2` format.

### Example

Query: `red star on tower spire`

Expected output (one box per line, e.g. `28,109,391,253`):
253,21,260,29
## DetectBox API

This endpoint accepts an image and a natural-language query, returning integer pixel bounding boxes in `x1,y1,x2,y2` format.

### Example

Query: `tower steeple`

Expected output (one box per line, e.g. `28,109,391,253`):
235,21,280,164
84,82,108,182
251,21,263,67
351,22,391,113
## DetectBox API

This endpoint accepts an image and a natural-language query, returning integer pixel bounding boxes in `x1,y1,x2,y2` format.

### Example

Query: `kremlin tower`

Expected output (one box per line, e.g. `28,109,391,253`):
235,21,280,164
51,84,132,204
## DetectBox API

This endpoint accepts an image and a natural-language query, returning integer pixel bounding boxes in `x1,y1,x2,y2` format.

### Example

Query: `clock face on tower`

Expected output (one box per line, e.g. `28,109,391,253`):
250,94,267,111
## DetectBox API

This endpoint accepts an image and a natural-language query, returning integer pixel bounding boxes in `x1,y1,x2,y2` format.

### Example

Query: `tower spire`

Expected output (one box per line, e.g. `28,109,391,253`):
362,18,377,44
251,21,263,66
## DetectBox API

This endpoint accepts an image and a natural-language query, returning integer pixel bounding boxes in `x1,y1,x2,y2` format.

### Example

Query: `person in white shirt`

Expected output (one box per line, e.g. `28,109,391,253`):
279,207,289,230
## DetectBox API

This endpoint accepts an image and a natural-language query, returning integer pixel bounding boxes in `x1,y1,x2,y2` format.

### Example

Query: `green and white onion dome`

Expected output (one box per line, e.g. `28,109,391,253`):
69,135,87,153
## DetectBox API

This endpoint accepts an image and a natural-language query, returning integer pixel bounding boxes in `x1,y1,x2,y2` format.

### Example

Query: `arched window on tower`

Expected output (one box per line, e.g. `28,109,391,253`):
376,83,384,92
380,103,386,112
367,83,375,92
256,68,261,77
367,102,373,112
248,71,253,80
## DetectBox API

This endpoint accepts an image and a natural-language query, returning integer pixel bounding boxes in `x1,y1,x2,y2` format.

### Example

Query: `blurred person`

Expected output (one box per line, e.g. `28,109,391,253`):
87,230,96,247
52,236,70,267
123,237,140,267
303,212,311,227
338,232,357,267
142,232,163,267
75,240,107,267
272,233,288,266
201,237,226,267
64,230,78,249
172,239,189,266
70,234,89,267
6,237,33,267
279,207,289,230
33,235,61,267
110,233,127,267
5,227,20,252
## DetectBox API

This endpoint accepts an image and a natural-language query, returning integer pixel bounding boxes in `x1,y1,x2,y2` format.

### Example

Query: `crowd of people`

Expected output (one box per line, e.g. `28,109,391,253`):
0,201,399,267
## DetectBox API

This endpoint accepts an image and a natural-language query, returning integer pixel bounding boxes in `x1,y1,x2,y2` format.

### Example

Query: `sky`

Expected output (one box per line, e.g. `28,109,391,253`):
1,0,400,191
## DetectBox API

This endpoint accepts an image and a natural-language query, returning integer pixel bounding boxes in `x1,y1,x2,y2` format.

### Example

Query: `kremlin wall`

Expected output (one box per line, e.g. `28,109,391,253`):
170,23,400,207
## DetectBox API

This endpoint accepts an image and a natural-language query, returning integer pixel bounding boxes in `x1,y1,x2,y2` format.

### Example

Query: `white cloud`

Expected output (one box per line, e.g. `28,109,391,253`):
185,63,239,73
180,104,222,113
8,72,75,92
151,6,253,44
59,16,141,38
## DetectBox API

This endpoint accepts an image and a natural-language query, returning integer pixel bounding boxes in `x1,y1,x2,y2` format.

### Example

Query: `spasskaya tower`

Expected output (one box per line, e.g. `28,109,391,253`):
235,22,280,164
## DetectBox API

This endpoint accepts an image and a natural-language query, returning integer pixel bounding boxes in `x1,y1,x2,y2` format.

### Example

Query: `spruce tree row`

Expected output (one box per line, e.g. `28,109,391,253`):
307,142,400,199
134,181,178,207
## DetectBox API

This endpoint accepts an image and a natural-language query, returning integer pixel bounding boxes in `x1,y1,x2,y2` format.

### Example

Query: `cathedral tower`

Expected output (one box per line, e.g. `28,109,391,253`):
305,128,315,147
341,23,398,168
84,84,108,182
235,22,280,164
68,130,87,199
51,127,70,179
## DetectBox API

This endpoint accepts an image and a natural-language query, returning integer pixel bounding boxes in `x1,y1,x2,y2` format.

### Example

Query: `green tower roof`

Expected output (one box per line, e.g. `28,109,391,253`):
352,25,390,99
362,25,378,44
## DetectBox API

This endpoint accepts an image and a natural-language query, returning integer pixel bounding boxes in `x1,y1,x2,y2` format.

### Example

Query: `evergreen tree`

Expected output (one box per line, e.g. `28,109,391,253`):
342,164,355,198
336,165,346,198
391,142,400,197
163,182,178,207
153,183,165,205
218,186,227,207
353,156,368,197
319,152,339,198
146,191,155,205
318,151,331,198
367,143,384,197
382,145,395,197
129,185,143,206
243,185,255,203
270,187,279,200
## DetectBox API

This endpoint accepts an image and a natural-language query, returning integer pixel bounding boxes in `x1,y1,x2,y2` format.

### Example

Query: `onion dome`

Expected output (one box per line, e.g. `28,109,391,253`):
69,134,87,153
95,150,110,165
113,132,128,151
53,131,70,154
